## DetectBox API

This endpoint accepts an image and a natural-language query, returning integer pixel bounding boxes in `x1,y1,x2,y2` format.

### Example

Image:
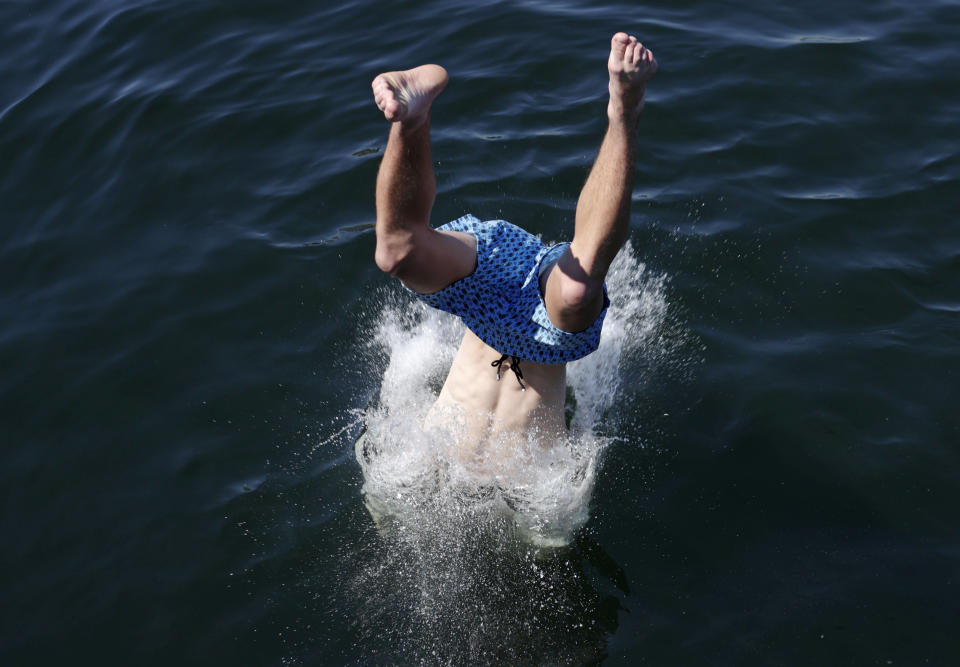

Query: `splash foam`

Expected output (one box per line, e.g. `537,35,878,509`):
356,242,673,547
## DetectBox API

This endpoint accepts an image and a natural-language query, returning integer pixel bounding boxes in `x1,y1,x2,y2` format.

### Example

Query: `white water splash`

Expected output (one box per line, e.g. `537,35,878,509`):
356,242,673,547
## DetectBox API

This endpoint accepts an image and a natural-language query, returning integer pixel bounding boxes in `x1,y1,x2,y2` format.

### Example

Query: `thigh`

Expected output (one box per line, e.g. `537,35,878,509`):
400,228,477,295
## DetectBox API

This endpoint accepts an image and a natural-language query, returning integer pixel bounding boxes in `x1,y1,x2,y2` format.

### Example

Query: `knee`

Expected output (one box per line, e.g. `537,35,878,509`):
374,243,411,276
546,275,604,332
557,275,602,312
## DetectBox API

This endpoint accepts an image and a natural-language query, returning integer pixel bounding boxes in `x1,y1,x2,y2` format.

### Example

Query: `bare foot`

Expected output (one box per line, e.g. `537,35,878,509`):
607,32,657,123
371,64,449,126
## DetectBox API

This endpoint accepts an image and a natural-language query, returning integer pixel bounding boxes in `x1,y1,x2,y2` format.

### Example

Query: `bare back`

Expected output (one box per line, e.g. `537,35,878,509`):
425,329,568,458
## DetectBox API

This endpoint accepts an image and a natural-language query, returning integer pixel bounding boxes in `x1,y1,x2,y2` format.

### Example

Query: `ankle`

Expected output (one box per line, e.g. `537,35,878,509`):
607,101,642,127
605,111,641,136
393,113,431,136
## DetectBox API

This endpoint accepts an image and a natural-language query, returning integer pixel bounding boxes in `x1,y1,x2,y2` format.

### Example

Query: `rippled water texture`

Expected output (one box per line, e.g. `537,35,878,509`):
2,0,958,664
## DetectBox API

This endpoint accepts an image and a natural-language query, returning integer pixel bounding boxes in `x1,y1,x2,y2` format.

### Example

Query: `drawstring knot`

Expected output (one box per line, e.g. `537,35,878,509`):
491,354,525,391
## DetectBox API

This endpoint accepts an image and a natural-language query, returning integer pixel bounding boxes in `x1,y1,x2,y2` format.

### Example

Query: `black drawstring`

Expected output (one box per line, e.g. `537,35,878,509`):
491,354,525,391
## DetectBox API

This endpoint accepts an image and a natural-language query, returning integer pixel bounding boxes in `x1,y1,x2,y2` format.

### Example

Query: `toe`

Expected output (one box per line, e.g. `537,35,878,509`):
384,99,400,120
625,35,639,63
611,32,629,59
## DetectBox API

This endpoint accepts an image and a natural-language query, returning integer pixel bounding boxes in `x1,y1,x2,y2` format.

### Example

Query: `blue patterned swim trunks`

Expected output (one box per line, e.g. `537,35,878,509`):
408,214,608,364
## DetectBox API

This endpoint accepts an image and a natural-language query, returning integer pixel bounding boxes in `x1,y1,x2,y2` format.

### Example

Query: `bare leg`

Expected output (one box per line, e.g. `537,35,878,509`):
544,33,657,331
373,65,476,293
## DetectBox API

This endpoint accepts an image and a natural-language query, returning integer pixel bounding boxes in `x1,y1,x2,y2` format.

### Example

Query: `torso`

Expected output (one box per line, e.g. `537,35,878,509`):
425,329,568,462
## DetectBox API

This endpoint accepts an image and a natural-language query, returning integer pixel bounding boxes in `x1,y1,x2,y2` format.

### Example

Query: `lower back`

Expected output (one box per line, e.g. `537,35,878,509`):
427,330,568,455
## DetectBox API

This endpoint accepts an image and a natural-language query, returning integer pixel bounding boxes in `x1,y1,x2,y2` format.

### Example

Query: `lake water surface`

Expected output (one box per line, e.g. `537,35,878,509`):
2,0,958,664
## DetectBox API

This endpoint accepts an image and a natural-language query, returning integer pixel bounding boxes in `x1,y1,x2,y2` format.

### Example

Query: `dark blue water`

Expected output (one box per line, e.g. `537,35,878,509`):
2,0,958,664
